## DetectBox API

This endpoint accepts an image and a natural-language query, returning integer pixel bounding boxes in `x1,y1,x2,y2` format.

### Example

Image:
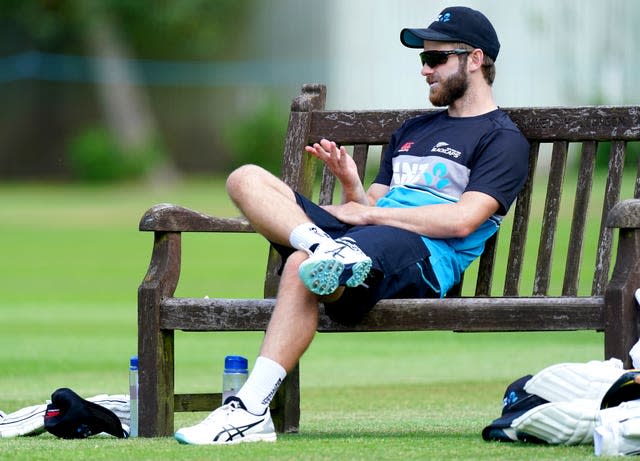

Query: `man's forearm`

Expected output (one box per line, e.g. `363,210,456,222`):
341,181,369,205
325,190,500,239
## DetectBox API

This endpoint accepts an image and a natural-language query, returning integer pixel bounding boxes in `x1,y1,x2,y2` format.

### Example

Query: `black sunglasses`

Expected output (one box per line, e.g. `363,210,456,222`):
419,49,470,68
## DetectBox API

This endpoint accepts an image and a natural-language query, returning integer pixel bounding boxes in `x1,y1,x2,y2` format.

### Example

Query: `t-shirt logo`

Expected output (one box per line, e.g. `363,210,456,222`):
431,142,462,159
398,141,415,153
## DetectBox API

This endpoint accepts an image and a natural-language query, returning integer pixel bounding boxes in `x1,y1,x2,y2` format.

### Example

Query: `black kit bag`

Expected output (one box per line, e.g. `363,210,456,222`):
44,388,126,439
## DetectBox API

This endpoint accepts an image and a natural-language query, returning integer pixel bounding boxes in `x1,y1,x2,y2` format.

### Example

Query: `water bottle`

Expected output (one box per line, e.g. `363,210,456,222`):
129,355,139,438
222,355,248,404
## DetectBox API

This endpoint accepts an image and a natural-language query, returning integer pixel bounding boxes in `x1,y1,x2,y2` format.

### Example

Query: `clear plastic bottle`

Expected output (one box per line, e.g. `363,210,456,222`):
129,355,139,438
222,355,248,404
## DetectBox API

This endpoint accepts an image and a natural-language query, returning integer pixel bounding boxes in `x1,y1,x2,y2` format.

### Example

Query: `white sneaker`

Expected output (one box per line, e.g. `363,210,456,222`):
298,237,372,295
174,397,276,445
0,404,47,438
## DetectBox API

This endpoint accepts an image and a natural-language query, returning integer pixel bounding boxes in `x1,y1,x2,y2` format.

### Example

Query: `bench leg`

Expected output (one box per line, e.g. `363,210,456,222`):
138,318,175,437
138,231,181,437
605,284,639,368
605,229,640,368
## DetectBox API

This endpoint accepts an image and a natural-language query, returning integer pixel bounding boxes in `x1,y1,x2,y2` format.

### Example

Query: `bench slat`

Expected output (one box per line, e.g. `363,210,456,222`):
318,144,372,206
174,393,219,412
475,231,497,296
319,165,336,205
534,142,568,296
352,144,369,183
635,152,640,199
504,142,539,296
563,141,597,296
160,296,604,332
175,393,282,412
593,140,626,295
309,107,640,144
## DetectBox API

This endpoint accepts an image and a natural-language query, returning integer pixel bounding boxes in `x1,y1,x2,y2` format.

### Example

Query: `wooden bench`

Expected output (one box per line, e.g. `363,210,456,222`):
137,83,640,437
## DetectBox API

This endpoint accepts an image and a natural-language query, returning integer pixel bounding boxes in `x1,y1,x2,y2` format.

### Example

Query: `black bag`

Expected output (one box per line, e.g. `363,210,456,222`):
44,388,126,439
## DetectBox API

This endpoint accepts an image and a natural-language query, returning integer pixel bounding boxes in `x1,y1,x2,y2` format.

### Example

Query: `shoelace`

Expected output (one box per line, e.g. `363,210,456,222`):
202,401,240,424
322,244,350,259
328,238,365,258
306,237,366,259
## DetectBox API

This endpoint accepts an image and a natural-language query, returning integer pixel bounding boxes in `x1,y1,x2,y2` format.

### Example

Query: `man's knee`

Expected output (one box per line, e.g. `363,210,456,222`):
280,251,346,302
226,164,264,197
280,250,307,277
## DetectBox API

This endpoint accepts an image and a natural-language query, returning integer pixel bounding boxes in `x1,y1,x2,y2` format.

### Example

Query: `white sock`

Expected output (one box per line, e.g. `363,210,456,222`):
235,356,287,415
289,223,333,252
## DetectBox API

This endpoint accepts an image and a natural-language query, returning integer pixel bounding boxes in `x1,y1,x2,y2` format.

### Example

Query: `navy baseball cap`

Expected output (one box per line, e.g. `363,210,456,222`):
401,6,500,61
482,375,548,443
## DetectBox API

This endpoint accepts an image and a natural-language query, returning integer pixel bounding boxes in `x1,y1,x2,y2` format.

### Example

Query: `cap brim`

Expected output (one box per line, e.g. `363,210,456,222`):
482,410,549,444
400,28,458,48
482,411,527,442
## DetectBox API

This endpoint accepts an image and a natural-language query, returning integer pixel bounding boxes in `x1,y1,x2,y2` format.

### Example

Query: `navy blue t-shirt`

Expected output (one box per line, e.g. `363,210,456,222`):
373,109,530,295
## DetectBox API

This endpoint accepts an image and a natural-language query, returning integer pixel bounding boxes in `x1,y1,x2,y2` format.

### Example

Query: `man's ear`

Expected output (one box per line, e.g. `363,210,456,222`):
468,48,484,72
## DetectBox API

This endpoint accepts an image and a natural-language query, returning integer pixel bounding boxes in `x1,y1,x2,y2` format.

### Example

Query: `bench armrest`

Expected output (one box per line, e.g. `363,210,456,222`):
139,203,253,233
607,199,640,229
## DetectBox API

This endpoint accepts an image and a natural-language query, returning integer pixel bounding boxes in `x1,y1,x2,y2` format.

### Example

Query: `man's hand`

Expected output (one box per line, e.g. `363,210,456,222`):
305,139,359,185
322,201,372,226
305,139,367,204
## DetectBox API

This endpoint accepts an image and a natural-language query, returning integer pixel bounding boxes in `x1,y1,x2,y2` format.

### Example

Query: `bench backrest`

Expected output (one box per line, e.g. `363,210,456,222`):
270,84,640,299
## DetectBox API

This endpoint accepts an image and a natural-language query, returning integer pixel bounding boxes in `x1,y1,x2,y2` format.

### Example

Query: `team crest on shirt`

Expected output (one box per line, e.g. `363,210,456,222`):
398,141,415,153
431,142,462,158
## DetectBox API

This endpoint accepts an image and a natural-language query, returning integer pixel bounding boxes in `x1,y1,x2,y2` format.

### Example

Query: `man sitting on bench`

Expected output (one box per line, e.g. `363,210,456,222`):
175,5,530,445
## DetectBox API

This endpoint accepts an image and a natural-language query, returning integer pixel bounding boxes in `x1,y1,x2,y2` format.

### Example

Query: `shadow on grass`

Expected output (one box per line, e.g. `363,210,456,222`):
279,429,595,460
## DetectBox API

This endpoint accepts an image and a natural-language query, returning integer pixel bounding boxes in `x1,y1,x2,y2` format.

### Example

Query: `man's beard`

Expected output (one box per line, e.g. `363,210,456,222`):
429,60,469,107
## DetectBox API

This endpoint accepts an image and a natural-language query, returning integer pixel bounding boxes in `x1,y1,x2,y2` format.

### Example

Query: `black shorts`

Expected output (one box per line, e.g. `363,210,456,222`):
271,192,439,325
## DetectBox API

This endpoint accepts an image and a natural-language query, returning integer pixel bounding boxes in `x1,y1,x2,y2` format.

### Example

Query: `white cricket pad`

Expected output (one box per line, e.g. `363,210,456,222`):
594,400,640,456
524,360,625,403
512,399,598,445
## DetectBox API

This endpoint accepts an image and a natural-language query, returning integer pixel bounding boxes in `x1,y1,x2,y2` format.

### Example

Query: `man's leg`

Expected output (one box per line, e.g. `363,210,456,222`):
174,252,320,445
225,164,311,246
174,165,372,445
232,251,320,415
226,164,372,296
259,251,320,371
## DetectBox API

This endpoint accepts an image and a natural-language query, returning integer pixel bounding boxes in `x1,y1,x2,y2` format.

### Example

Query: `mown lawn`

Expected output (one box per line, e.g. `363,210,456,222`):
0,176,618,459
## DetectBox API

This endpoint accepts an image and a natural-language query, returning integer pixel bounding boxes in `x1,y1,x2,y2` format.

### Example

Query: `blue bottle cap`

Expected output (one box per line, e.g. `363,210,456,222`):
130,355,138,369
224,355,248,373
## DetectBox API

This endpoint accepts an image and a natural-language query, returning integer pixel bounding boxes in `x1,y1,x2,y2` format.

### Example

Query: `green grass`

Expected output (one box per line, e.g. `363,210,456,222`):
0,176,617,459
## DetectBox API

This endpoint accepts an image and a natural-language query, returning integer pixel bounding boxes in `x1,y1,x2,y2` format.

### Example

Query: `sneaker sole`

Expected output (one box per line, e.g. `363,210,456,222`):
298,258,343,295
175,431,277,445
299,257,372,295
343,259,372,288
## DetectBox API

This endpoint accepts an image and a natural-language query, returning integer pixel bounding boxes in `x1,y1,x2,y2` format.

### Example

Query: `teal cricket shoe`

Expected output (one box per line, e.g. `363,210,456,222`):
298,237,372,296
